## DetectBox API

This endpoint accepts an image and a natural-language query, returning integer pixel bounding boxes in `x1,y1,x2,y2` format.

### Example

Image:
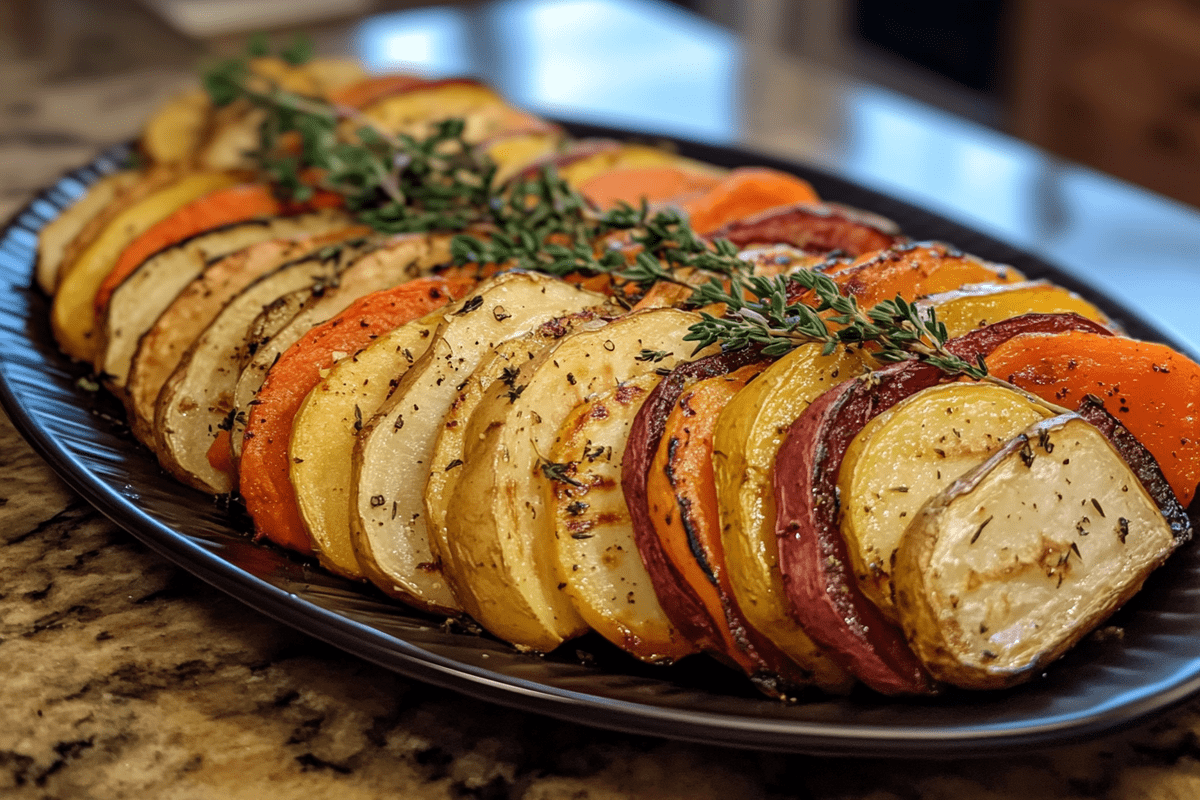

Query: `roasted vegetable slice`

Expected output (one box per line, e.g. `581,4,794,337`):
228,232,453,461
895,414,1185,689
154,238,375,493
36,170,139,294
838,382,1055,622
99,210,353,389
52,170,240,361
713,342,866,693
918,280,1110,338
443,309,708,652
250,279,465,560
546,374,696,664
347,273,605,610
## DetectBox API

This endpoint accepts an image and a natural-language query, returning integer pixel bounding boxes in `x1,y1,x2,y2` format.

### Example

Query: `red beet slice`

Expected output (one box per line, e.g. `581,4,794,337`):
705,203,902,257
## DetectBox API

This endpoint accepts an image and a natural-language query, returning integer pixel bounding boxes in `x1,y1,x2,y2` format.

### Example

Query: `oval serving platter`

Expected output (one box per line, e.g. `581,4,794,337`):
3,128,1200,758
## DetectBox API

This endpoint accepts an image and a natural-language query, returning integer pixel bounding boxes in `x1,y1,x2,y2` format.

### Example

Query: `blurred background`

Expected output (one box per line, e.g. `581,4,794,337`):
5,0,1200,206
2,0,1200,341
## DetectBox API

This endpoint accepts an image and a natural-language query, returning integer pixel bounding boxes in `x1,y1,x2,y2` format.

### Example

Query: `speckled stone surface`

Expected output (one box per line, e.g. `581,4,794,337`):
6,5,1200,798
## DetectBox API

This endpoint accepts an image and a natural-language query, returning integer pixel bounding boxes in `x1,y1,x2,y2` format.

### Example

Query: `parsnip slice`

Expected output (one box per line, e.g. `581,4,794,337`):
341,273,605,611
227,233,452,462
37,170,139,295
154,239,374,493
99,209,352,389
839,382,1054,622
444,308,704,652
895,414,1179,689
547,373,696,664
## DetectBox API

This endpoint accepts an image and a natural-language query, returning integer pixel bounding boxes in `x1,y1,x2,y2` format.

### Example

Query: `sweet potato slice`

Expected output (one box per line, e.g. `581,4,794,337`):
577,166,724,211
682,168,820,235
985,330,1200,506
647,362,818,694
705,203,901,257
831,242,1025,307
623,347,767,653
895,414,1182,689
242,278,465,559
546,374,697,664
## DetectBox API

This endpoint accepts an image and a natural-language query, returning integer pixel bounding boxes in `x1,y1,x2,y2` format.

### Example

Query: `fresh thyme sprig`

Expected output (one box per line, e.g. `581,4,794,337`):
203,44,498,232
203,39,986,379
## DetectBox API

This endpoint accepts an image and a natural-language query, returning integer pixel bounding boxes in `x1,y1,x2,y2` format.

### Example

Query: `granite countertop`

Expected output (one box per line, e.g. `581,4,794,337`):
6,8,1200,800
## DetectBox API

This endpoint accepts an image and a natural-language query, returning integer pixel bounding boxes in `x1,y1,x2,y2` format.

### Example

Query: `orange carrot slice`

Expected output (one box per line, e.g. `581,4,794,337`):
830,242,1025,307
239,277,473,555
986,330,1200,506
95,184,343,315
683,168,820,235
578,166,723,211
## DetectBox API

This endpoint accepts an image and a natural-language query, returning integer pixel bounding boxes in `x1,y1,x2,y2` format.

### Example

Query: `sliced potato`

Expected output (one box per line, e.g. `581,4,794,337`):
712,343,865,692
154,238,375,493
141,88,212,165
557,143,725,189
548,373,697,664
52,171,241,361
895,414,1179,689
99,209,353,389
424,311,607,573
341,273,605,610
443,308,705,652
919,280,1111,338
293,310,446,594
227,233,453,462
37,170,139,295
839,382,1055,622
358,79,546,144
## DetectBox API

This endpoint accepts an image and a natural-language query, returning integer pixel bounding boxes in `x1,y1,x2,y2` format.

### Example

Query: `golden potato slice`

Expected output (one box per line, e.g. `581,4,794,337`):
895,414,1178,689
291,309,446,586
444,309,707,652
712,342,866,693
141,88,212,165
839,382,1055,622
919,280,1111,338
37,170,139,295
548,373,696,664
52,171,241,362
357,79,545,144
557,143,725,188
423,312,606,577
343,273,605,611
